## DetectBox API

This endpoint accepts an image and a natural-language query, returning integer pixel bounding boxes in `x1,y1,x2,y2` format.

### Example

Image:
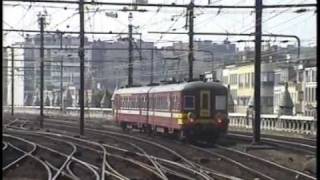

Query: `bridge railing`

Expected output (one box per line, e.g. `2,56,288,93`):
3,106,112,120
3,106,316,135
228,113,316,135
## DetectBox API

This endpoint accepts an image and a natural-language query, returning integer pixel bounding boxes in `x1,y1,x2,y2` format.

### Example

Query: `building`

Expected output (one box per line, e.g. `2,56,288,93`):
2,48,9,106
170,39,237,78
23,34,91,105
89,38,164,91
302,66,317,116
273,82,303,115
5,44,25,106
222,62,276,114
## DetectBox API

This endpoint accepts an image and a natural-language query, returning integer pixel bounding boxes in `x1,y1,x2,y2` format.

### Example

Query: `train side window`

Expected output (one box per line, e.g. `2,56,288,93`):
184,96,195,110
143,96,146,109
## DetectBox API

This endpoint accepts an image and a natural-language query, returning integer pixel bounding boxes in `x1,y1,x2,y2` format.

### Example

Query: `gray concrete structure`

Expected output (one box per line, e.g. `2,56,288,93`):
278,83,294,115
22,34,91,105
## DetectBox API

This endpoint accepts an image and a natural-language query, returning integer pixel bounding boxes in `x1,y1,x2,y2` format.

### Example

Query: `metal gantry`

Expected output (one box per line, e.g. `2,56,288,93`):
79,0,85,135
253,0,263,144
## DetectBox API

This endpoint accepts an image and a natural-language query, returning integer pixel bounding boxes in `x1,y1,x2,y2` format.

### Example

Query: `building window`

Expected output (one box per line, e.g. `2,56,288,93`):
251,72,254,86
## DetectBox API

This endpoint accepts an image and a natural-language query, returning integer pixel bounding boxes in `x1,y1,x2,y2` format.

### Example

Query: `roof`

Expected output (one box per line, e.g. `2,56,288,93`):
279,83,294,108
114,86,152,95
114,81,226,95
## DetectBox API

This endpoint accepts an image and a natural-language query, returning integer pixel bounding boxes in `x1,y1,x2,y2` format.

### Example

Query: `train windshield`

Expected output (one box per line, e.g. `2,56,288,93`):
215,95,226,110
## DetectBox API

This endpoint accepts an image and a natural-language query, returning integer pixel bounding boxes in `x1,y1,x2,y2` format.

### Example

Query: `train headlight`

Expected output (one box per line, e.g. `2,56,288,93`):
187,112,196,123
214,112,226,124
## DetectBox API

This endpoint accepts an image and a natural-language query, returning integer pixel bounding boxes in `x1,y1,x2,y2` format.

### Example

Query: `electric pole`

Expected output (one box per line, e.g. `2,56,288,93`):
188,1,194,81
38,12,46,128
60,60,63,111
128,12,133,87
79,0,85,135
253,0,262,144
11,47,14,116
150,48,154,84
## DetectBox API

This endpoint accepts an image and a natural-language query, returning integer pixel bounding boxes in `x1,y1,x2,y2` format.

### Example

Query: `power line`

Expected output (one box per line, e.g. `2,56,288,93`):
3,0,317,8
3,29,142,35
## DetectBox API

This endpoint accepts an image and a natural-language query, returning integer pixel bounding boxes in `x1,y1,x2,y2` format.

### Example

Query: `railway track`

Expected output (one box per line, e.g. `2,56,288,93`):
3,134,52,180
228,130,316,145
4,128,163,180
225,132,316,155
4,119,217,180
3,116,317,180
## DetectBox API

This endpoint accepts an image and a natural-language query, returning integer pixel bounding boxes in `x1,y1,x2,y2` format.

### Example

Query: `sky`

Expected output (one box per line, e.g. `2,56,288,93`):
3,0,317,50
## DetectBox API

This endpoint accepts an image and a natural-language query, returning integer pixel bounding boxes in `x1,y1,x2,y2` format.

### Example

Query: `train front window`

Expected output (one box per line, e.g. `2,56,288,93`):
184,96,195,110
216,95,226,110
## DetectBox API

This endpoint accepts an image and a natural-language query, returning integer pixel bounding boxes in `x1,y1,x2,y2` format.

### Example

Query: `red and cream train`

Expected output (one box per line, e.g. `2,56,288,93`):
112,80,229,142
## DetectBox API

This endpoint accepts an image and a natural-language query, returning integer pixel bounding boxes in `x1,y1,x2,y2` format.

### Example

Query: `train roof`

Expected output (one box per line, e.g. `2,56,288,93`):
113,81,226,95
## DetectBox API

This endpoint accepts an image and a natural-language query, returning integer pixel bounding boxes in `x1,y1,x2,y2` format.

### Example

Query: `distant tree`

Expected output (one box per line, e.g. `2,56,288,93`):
64,89,73,107
100,89,112,108
24,94,33,106
45,95,51,106
91,90,104,107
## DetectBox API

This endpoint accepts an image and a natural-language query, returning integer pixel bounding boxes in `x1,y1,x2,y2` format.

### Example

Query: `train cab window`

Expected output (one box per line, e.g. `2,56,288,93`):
184,96,195,110
215,95,226,110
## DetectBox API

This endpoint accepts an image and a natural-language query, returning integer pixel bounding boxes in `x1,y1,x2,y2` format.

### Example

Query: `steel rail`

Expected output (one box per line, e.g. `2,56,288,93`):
99,133,168,180
151,156,213,180
216,145,317,180
35,119,198,169
7,143,53,180
7,118,240,180
25,124,209,180
3,134,52,180
32,130,124,180
3,142,8,151
44,160,75,180
190,145,275,180
4,118,20,129
106,134,212,180
44,136,77,180
82,127,198,169
104,143,242,180
27,118,244,179
5,128,100,180
106,154,166,180
25,129,160,180
228,132,316,148
39,132,158,180
66,161,81,180
129,142,169,180
227,132,316,153
3,134,37,171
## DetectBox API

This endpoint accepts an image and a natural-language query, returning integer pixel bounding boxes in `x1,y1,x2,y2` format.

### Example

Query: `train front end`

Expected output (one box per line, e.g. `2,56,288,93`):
178,81,229,142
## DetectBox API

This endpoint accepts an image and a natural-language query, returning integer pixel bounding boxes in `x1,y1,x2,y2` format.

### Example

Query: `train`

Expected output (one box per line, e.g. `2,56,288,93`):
112,80,229,142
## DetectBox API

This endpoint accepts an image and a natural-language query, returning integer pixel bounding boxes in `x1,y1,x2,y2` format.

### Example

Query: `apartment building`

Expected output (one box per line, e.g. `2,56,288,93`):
303,66,317,116
222,62,275,114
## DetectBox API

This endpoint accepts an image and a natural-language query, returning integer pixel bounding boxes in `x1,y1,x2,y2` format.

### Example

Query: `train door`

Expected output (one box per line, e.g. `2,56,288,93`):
200,90,211,117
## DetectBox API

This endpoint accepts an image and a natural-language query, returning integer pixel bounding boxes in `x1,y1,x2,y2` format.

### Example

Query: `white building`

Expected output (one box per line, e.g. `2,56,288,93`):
303,66,317,116
6,45,25,106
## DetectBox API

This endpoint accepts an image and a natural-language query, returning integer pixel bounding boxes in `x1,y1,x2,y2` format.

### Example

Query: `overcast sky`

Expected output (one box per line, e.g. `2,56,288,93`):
3,0,317,49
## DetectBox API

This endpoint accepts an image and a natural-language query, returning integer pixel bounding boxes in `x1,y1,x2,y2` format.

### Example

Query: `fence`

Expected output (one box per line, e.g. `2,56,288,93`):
4,106,317,135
